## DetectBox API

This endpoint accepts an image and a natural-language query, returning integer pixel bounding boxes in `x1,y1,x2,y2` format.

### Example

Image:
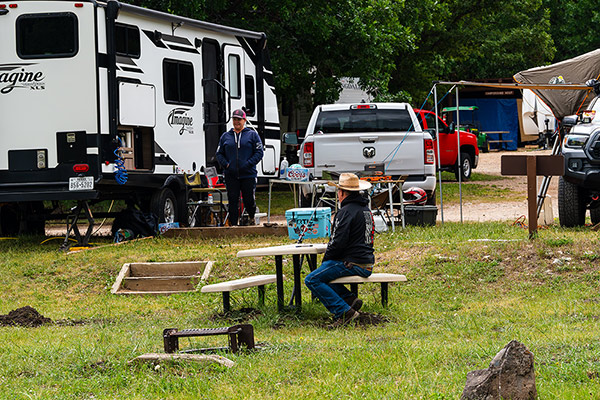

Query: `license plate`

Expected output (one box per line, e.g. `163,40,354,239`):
69,176,94,191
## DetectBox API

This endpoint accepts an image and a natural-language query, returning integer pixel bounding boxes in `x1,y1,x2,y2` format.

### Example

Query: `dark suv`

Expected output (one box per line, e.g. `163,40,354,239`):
558,99,600,226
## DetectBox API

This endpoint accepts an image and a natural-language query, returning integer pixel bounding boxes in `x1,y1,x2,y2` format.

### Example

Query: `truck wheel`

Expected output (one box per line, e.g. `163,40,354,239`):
151,188,177,224
558,177,586,227
591,207,600,225
426,190,436,206
454,152,473,181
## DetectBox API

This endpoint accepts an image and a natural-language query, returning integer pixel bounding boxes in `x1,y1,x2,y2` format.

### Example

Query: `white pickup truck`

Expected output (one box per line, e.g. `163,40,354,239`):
298,103,437,204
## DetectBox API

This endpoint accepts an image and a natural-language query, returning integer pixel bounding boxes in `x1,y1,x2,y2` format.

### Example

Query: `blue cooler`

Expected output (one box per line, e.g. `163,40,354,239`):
285,207,331,240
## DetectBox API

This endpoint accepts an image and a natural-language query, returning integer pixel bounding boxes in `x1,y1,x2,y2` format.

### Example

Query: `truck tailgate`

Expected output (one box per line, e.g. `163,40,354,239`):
313,132,425,177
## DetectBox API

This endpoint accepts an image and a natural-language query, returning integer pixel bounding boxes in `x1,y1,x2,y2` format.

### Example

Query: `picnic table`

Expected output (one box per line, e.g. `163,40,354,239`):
236,243,327,311
484,131,512,150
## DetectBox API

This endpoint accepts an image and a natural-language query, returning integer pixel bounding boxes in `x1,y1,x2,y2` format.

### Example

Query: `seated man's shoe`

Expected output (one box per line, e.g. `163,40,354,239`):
327,308,359,329
344,296,363,312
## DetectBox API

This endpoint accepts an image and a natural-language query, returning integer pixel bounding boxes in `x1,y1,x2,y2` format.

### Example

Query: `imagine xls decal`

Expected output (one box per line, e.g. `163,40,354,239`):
0,64,46,94
168,108,194,135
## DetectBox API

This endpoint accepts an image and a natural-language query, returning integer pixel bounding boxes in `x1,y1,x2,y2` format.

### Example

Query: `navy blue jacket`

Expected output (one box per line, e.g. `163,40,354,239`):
215,127,264,179
323,192,375,265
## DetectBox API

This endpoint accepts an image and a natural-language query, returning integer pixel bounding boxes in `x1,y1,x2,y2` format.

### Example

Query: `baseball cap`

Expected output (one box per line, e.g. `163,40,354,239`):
232,109,246,119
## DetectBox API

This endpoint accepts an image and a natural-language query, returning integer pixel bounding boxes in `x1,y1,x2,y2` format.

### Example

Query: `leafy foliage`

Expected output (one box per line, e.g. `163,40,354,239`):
132,0,594,111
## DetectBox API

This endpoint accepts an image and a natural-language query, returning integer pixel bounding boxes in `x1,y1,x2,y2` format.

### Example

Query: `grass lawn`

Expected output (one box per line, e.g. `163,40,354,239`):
1,221,600,399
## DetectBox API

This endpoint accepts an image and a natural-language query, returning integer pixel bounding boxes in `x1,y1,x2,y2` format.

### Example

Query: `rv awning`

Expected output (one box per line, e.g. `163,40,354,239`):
513,49,600,119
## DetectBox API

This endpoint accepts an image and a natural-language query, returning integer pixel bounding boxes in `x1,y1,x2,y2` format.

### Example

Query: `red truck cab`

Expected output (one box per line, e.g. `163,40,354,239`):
414,109,479,180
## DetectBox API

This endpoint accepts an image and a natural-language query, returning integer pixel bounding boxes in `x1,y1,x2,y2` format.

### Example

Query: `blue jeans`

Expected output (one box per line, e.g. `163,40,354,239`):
305,259,372,318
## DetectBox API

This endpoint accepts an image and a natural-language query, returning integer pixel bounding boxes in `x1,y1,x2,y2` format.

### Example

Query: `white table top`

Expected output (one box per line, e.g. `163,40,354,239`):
236,243,327,258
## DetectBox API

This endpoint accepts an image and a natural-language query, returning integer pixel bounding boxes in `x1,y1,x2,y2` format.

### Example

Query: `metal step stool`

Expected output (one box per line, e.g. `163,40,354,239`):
163,324,255,354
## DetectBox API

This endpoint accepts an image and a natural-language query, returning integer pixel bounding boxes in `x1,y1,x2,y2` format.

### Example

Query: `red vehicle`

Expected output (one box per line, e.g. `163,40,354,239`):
414,109,479,180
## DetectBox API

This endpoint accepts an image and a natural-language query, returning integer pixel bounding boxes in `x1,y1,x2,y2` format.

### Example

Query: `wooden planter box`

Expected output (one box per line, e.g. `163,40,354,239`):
111,261,213,295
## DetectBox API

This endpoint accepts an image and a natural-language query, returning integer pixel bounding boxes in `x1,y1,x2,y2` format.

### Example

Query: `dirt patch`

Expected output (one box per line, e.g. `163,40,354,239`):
356,312,389,326
0,306,52,327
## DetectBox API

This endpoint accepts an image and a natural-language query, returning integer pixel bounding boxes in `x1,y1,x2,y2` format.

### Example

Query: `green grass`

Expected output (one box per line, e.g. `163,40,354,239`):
440,171,505,182
437,172,517,203
1,222,600,398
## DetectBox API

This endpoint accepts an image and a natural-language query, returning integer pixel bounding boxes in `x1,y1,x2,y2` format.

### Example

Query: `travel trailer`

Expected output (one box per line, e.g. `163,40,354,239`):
0,0,281,236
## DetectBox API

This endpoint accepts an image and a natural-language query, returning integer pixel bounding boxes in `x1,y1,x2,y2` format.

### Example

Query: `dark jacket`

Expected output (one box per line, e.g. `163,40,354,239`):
323,192,375,264
215,127,264,179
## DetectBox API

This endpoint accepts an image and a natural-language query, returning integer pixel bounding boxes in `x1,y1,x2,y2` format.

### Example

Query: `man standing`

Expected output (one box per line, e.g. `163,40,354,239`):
216,109,264,226
305,173,375,328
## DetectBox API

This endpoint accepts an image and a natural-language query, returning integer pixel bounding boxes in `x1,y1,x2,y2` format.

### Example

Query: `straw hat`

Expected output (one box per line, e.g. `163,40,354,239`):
328,173,371,191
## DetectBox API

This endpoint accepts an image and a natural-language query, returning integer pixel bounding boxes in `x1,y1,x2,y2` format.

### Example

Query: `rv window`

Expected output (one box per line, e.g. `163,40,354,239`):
116,23,140,58
244,76,256,117
17,13,78,59
228,55,241,99
163,59,195,106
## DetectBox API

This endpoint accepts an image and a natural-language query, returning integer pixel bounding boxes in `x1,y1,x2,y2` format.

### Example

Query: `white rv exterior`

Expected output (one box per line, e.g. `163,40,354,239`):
0,0,281,232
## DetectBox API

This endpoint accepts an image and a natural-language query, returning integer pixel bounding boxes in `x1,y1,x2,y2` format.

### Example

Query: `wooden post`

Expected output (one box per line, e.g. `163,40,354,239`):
527,156,538,238
501,155,564,239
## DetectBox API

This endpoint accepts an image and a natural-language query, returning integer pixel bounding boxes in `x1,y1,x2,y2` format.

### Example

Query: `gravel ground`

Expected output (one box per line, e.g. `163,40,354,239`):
439,148,557,223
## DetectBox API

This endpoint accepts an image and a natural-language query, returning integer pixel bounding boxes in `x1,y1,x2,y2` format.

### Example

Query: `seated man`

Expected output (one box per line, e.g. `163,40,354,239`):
305,173,375,328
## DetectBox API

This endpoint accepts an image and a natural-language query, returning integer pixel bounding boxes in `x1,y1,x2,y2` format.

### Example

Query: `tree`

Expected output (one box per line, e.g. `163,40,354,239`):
136,0,412,123
389,0,555,104
543,0,600,62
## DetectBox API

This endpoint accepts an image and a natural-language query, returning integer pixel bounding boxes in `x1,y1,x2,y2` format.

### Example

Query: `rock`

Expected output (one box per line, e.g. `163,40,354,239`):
461,340,537,400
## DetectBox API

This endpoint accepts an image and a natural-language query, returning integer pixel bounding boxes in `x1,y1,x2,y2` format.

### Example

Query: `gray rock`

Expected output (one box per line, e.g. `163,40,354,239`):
461,340,537,400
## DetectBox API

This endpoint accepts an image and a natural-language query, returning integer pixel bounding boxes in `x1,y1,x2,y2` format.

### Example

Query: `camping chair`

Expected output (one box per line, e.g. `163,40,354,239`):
370,185,400,227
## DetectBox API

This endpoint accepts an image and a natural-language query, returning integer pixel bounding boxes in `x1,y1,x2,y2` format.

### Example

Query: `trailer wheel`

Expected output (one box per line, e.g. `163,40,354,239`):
454,152,473,181
151,188,177,224
0,202,45,236
0,204,20,236
591,206,600,225
558,177,586,227
24,202,46,235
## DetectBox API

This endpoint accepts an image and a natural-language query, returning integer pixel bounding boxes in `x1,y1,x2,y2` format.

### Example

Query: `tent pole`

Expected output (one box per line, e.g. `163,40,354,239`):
434,84,444,224
456,87,463,223
536,128,562,217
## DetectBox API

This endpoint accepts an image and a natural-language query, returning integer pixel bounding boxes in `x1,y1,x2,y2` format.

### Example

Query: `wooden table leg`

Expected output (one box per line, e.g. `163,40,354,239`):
275,255,284,311
293,254,302,309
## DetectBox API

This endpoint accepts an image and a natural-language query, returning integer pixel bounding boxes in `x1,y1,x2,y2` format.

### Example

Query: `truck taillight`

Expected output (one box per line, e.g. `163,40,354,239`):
303,142,314,167
424,139,435,164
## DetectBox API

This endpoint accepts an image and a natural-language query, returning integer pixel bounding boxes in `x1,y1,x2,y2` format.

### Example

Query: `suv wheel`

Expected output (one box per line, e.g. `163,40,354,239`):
454,152,473,181
558,177,586,227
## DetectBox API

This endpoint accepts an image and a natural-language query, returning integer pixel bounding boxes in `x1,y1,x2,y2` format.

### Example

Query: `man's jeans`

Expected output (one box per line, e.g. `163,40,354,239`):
305,259,372,318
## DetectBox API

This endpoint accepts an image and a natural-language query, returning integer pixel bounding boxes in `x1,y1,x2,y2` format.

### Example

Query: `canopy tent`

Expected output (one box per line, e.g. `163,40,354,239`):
513,48,600,119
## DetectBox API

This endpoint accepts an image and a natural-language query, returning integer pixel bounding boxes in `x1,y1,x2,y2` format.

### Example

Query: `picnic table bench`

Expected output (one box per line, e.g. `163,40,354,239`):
201,274,282,312
330,273,407,307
